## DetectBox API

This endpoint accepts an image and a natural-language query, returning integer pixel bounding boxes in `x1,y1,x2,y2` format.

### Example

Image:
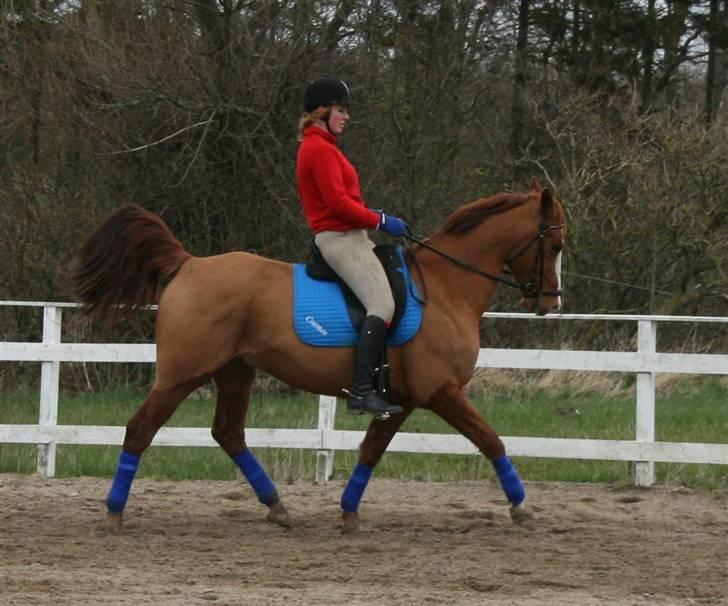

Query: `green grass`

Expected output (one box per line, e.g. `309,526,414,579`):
1,377,726,488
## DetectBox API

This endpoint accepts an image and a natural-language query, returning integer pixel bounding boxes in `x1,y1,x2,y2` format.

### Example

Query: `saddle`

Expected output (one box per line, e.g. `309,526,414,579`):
305,241,408,333
292,244,422,348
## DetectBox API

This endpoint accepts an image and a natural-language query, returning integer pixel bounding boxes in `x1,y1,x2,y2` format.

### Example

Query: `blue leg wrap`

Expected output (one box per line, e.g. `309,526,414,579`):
492,455,526,506
233,449,279,507
107,450,140,514
341,462,373,513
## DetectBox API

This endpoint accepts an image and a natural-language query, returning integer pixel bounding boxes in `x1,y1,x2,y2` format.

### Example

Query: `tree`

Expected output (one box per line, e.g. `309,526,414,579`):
704,0,728,123
2,0,727,389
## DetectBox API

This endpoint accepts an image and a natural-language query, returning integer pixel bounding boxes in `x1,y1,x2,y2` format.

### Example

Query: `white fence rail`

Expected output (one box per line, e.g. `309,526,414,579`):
2,301,727,486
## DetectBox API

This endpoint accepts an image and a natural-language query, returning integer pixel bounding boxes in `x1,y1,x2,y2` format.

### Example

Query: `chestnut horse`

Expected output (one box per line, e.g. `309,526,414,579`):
71,177,566,533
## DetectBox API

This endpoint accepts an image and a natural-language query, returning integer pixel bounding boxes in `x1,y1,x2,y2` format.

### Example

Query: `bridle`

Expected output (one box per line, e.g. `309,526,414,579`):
403,217,565,300
503,217,566,299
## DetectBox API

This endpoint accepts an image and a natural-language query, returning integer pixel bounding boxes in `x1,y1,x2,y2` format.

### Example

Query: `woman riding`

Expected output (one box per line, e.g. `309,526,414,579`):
296,77,407,418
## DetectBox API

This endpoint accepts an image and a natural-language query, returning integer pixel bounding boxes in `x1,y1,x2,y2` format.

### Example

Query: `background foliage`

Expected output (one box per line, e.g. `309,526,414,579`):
2,0,727,389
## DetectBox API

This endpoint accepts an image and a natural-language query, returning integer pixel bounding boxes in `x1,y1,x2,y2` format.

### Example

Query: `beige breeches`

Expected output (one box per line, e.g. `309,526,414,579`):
314,229,395,323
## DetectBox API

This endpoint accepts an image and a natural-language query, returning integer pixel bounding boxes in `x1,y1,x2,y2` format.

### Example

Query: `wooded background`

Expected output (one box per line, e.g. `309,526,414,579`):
2,1,727,387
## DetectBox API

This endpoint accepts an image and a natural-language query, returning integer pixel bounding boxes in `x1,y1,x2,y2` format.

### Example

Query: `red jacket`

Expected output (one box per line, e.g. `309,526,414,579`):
296,126,380,233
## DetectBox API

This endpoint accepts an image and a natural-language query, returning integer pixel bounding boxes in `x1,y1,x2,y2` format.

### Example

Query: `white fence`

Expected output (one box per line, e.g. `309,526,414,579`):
1,301,727,487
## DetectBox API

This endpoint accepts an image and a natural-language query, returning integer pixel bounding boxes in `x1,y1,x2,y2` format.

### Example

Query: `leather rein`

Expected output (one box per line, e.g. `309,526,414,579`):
403,218,565,300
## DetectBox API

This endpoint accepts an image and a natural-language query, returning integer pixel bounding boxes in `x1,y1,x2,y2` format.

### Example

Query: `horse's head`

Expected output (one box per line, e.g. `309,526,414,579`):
505,177,566,316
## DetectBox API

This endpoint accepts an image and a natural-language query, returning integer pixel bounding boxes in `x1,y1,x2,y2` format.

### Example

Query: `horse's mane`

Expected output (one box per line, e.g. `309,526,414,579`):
436,193,531,236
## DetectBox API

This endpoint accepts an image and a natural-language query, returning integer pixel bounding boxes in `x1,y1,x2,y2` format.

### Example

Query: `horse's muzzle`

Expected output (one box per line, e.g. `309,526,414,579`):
520,296,561,316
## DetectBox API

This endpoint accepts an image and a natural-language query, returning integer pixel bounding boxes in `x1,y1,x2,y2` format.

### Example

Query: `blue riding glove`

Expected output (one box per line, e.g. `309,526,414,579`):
377,213,408,237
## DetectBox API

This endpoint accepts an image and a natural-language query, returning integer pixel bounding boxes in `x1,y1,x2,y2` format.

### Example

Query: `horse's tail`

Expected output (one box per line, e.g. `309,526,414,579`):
70,204,191,325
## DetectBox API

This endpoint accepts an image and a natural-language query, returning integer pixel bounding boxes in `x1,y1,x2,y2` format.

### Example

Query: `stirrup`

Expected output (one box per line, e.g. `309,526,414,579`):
343,389,403,420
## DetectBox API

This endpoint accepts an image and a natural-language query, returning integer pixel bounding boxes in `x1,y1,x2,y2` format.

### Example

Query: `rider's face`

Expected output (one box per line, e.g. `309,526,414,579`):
327,104,349,135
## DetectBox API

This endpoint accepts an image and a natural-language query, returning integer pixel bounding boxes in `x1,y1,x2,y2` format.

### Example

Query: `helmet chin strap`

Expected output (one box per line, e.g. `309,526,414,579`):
324,108,335,135
312,108,337,135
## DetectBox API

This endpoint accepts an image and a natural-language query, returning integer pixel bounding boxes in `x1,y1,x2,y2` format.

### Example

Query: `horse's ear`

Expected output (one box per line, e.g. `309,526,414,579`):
540,187,554,216
530,176,543,192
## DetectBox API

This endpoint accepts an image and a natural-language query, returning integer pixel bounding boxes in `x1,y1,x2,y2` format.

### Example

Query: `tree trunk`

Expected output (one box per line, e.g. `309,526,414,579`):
509,0,530,172
705,0,719,124
641,0,656,113
711,0,728,122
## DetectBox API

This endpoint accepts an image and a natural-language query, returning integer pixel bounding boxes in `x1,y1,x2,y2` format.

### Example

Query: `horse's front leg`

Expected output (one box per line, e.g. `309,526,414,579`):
340,407,412,534
426,381,534,528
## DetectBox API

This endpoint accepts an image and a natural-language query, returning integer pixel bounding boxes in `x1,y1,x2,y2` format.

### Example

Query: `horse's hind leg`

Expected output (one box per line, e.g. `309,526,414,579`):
339,407,412,533
426,381,534,527
211,357,291,529
97,377,205,533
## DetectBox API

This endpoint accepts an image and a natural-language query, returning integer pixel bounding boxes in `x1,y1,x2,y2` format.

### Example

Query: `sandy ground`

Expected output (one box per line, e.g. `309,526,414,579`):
1,474,726,606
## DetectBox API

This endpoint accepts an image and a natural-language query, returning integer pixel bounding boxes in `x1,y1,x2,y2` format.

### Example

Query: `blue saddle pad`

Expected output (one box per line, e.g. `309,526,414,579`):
292,250,423,347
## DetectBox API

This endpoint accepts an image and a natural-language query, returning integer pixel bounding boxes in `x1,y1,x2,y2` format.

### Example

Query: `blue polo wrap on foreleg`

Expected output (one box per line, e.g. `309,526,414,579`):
233,449,279,507
107,450,140,514
341,462,373,513
492,455,526,506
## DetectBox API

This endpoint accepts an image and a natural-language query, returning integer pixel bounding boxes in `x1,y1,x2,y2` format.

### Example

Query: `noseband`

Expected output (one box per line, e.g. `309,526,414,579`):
404,218,565,301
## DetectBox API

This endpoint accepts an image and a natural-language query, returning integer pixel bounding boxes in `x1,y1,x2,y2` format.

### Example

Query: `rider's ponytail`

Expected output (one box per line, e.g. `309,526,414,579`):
297,107,330,141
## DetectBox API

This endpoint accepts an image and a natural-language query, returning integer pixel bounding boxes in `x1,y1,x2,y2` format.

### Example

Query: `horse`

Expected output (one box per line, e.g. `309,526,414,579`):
70,176,566,534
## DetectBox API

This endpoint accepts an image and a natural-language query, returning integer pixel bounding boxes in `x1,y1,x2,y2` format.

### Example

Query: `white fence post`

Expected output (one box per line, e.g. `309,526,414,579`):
634,320,657,486
315,395,337,482
37,305,62,478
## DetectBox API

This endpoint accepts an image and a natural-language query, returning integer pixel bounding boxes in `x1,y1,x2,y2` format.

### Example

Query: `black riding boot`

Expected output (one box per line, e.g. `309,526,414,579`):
347,316,404,418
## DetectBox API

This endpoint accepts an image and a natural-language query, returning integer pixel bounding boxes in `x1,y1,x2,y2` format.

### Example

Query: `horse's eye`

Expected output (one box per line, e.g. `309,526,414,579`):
552,244,563,254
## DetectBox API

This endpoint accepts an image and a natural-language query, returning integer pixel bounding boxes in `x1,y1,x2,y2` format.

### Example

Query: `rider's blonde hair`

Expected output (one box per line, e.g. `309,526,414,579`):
297,107,331,140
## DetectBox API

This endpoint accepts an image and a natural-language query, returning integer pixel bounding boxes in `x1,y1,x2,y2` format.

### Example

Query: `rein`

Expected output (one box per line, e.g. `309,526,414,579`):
403,219,565,300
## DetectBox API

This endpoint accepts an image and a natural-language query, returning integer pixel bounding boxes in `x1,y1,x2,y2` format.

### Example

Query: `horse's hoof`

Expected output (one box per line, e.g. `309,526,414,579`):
266,502,292,528
341,511,361,534
510,503,536,530
94,512,123,535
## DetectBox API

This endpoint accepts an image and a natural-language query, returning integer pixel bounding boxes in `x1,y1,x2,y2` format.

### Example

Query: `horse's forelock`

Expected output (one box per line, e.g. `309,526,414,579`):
544,192,567,226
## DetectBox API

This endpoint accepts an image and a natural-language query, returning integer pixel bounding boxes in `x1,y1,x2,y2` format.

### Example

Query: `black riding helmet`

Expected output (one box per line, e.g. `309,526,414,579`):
303,78,351,113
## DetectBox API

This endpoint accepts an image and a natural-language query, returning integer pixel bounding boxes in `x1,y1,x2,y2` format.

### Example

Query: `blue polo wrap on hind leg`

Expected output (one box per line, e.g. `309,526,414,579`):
233,449,279,507
107,450,140,513
492,455,526,506
341,462,373,513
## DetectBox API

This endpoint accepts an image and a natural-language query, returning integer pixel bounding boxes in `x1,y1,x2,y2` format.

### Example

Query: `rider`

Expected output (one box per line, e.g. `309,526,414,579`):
296,77,406,417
